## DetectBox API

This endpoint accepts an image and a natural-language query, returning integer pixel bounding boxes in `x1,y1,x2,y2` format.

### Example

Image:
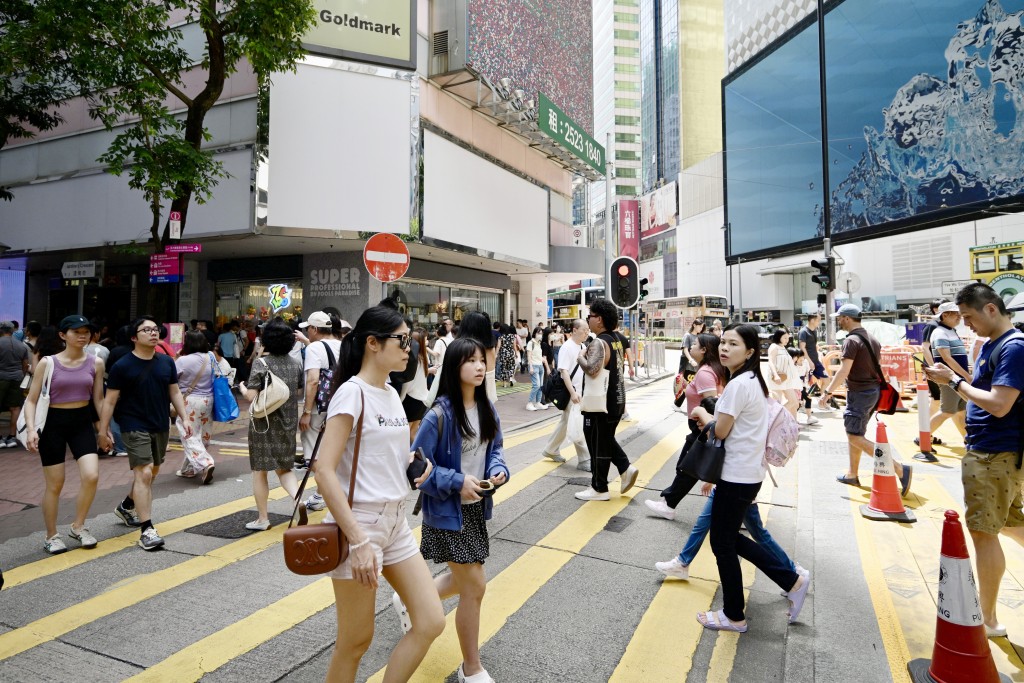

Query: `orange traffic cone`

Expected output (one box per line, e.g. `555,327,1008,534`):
914,381,939,463
908,510,1009,683
860,421,916,523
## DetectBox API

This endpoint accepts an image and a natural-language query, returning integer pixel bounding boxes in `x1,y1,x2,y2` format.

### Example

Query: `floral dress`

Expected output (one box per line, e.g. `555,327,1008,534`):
497,333,518,382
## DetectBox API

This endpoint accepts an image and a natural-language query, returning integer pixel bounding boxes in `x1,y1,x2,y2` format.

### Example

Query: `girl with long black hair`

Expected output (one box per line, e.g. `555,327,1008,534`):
314,305,444,682
689,323,809,633
409,338,510,683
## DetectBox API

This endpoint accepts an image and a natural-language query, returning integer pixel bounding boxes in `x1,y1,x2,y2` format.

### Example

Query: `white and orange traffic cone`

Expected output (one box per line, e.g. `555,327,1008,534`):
908,510,1009,683
914,381,938,463
860,421,916,523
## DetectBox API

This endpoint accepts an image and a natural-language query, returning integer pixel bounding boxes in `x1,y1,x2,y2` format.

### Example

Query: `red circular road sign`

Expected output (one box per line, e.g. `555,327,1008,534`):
363,233,410,283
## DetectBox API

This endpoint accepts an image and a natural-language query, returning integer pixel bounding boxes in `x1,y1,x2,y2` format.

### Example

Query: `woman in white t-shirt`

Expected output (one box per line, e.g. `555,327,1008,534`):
314,306,444,681
689,323,810,634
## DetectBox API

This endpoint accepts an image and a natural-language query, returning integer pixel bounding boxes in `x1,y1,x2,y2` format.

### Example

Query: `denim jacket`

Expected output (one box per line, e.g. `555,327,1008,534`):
412,396,510,531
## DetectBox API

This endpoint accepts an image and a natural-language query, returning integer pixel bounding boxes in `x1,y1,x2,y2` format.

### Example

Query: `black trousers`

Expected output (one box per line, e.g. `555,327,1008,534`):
661,419,701,507
710,480,799,622
583,412,631,493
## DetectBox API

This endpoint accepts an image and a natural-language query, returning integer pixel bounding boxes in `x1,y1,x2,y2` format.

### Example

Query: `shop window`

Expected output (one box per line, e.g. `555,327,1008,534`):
215,281,303,327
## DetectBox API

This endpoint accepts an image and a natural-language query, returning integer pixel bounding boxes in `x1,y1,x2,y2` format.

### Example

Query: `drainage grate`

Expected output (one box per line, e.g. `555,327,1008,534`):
184,511,291,539
604,516,633,533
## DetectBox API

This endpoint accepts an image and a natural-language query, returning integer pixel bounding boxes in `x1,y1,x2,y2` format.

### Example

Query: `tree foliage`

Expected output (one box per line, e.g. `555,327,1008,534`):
1,0,315,245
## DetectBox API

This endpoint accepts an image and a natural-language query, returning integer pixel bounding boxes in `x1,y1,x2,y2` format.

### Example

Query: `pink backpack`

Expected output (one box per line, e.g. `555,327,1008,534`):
764,398,800,468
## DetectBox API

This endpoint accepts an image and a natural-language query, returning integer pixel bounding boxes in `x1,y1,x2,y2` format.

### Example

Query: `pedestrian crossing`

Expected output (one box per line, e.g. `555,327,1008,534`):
1,378,1022,682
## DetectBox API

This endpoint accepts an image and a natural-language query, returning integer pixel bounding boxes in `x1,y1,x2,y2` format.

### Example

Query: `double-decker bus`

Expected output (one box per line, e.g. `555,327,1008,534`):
970,241,1024,307
643,295,729,338
547,285,604,328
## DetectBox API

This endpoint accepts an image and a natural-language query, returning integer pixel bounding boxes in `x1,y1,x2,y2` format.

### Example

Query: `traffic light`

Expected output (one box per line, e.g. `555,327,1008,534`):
811,257,835,290
639,277,650,301
609,256,639,309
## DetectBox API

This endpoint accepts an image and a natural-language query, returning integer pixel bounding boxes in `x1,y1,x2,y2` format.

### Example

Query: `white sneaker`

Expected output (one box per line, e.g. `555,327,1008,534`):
69,524,98,548
574,488,610,501
457,663,495,683
620,465,639,494
392,592,412,634
655,557,689,580
305,493,326,511
644,499,676,521
525,403,537,411
245,519,270,531
539,403,551,410
804,416,819,425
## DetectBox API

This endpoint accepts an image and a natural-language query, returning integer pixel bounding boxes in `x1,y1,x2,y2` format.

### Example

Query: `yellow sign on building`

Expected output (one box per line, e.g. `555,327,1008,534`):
303,0,416,70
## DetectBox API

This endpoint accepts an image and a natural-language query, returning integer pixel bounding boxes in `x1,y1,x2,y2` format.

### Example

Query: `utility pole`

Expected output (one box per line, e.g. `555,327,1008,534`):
604,131,615,301
817,0,836,345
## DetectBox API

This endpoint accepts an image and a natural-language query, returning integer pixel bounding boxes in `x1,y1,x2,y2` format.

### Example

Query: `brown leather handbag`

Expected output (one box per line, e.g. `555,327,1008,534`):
283,388,364,575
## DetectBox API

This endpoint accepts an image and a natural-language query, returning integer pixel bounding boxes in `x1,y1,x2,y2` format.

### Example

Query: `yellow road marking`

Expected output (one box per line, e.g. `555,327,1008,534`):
1,486,302,591
0,510,324,660
849,494,914,682
369,423,688,682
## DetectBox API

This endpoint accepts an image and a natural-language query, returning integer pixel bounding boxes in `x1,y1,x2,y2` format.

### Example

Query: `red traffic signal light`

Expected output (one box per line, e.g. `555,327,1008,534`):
609,256,639,309
618,264,630,277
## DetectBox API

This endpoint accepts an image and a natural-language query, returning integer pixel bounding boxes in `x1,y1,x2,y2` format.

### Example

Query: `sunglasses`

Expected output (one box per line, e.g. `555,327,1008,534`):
376,333,411,350
587,314,599,319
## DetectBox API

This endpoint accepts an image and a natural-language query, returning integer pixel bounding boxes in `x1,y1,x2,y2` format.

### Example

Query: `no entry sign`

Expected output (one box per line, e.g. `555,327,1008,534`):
363,233,410,283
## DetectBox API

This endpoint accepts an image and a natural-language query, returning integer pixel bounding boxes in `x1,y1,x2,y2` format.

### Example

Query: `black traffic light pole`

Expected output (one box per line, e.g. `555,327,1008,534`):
817,0,836,345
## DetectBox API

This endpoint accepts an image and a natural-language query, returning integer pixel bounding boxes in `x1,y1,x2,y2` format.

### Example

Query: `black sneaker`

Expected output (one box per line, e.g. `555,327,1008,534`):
138,528,164,551
115,503,141,527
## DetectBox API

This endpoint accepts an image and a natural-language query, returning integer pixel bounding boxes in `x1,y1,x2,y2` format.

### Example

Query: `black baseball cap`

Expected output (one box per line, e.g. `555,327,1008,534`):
59,315,96,332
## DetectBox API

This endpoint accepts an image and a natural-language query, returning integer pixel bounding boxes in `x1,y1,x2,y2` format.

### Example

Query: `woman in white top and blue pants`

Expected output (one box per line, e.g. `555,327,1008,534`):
691,323,810,633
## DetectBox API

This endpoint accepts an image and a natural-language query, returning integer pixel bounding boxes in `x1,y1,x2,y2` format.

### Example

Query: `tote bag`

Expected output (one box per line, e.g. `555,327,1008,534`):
580,368,609,413
210,353,239,422
16,358,54,449
678,421,726,484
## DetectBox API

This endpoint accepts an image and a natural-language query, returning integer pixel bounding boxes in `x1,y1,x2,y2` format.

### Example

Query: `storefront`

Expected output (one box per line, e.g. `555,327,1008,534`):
214,280,303,327
389,279,502,329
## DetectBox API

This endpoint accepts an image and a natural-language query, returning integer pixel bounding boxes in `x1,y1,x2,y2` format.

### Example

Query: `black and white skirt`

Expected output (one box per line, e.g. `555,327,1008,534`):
420,501,490,565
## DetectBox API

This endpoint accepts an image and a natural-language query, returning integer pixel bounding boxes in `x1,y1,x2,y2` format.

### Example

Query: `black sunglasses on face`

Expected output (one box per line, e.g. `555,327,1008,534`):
376,333,411,350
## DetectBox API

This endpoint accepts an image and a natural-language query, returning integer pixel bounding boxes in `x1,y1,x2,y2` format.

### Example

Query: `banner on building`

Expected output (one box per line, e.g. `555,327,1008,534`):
640,181,678,240
618,199,639,259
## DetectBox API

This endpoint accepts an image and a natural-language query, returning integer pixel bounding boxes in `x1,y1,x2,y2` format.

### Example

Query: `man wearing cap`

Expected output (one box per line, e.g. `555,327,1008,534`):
0,321,30,448
98,317,191,551
923,302,970,451
296,311,341,463
824,304,913,496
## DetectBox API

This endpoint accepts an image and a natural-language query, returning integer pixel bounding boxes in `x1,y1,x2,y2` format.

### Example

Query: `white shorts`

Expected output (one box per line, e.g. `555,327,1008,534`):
327,500,420,580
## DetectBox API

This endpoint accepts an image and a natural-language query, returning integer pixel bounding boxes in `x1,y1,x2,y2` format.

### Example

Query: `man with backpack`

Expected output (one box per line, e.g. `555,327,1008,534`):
825,304,912,497
924,283,1024,639
295,311,341,510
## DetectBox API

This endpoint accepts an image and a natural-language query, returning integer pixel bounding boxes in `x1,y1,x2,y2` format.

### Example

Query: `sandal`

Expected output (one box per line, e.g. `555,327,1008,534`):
697,609,748,633
787,570,811,624
835,473,861,487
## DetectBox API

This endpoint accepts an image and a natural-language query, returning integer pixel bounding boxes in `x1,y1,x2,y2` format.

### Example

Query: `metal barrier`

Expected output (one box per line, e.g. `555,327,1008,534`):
630,339,666,378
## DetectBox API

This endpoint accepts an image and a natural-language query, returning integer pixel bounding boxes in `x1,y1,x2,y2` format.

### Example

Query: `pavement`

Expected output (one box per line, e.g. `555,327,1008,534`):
1,357,1023,682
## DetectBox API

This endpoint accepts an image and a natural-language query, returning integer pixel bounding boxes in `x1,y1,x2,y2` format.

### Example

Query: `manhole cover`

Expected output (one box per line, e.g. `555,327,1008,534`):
604,516,633,533
184,511,292,539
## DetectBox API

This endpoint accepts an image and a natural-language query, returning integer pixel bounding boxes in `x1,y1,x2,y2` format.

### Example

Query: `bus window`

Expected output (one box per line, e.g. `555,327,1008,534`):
706,296,728,310
974,251,996,273
686,296,703,308
584,289,602,305
1000,248,1023,271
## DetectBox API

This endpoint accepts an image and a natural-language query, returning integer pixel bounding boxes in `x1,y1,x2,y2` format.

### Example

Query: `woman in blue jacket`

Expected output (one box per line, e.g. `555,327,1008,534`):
408,337,509,683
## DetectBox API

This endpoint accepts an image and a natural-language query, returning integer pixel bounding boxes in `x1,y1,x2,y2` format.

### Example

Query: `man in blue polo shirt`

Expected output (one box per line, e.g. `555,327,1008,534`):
925,283,1024,639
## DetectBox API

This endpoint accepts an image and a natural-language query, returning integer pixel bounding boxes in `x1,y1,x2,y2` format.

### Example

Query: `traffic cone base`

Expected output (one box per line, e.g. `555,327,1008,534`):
860,503,916,523
907,658,1009,683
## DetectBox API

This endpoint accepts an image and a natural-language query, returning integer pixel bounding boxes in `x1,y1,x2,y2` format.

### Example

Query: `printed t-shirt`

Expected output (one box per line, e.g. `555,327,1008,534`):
557,339,584,393
460,405,489,482
841,330,882,392
324,376,410,507
929,324,969,374
966,330,1024,453
107,353,178,432
715,371,768,484
685,364,721,416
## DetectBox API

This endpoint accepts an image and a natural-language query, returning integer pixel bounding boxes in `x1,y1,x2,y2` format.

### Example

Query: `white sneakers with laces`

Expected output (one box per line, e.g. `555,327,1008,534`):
655,557,689,580
69,525,97,548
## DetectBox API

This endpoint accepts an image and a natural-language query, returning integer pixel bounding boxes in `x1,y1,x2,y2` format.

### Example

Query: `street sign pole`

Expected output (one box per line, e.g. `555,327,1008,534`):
77,281,84,315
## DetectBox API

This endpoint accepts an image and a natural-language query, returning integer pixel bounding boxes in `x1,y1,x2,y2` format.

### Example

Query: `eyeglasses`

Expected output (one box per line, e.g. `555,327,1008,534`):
587,314,599,319
136,327,160,334
376,333,411,350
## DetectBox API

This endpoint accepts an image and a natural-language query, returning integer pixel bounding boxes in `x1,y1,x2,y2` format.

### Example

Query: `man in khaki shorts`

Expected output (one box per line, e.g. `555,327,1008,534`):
99,318,190,551
925,283,1024,639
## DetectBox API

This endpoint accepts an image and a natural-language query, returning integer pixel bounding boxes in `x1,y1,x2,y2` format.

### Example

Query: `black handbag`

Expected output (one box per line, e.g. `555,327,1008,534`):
678,421,726,484
543,365,579,410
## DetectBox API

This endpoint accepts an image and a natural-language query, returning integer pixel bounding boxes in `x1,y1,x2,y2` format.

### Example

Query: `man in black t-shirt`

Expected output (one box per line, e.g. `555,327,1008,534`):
798,313,825,398
99,318,190,551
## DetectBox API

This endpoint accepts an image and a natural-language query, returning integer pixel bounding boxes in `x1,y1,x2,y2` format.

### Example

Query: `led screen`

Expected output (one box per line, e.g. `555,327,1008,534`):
725,0,1024,259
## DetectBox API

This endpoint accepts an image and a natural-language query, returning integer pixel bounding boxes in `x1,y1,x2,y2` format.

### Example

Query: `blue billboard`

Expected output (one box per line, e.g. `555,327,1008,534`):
724,0,1024,259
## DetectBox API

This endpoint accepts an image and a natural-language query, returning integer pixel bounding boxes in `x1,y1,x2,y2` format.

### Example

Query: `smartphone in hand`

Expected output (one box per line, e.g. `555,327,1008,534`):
407,448,428,489
912,354,931,368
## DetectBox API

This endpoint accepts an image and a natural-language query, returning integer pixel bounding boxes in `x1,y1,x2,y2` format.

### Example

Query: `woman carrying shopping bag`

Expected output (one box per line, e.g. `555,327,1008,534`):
173,331,218,484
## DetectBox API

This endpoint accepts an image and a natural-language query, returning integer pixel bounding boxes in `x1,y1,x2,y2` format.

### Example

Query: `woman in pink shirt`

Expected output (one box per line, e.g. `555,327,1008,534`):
645,333,727,520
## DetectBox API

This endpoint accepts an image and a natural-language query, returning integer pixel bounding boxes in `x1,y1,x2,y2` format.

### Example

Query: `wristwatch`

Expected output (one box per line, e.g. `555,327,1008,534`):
950,378,964,391
302,407,313,415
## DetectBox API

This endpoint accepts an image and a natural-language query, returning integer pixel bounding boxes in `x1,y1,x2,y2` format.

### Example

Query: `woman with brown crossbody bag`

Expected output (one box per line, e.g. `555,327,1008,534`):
311,305,444,683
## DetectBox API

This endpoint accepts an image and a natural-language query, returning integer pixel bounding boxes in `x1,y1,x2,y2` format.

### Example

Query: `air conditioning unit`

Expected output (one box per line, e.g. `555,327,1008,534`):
430,0,467,76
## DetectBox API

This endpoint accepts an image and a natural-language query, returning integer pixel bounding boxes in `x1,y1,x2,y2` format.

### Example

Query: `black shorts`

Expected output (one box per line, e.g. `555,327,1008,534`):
38,406,98,467
402,394,428,422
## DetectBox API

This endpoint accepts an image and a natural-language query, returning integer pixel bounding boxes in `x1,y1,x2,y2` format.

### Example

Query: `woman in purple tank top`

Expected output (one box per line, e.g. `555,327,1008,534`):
22,315,106,555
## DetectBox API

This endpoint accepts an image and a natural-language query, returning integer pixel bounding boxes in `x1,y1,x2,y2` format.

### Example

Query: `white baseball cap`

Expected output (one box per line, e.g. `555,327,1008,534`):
298,311,331,329
934,302,960,319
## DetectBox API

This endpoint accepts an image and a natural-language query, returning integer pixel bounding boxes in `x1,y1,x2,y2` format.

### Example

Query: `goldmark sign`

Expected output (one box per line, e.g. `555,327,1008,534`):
303,0,416,69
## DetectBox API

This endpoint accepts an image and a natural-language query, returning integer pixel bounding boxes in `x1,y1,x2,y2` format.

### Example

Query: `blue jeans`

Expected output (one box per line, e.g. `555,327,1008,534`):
110,419,127,452
678,489,796,572
529,364,544,403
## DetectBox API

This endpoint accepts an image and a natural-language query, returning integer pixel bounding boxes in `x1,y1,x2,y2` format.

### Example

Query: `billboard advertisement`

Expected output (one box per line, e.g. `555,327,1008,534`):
618,199,639,259
467,0,593,134
639,257,665,301
303,0,416,69
640,182,678,241
725,0,1024,259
